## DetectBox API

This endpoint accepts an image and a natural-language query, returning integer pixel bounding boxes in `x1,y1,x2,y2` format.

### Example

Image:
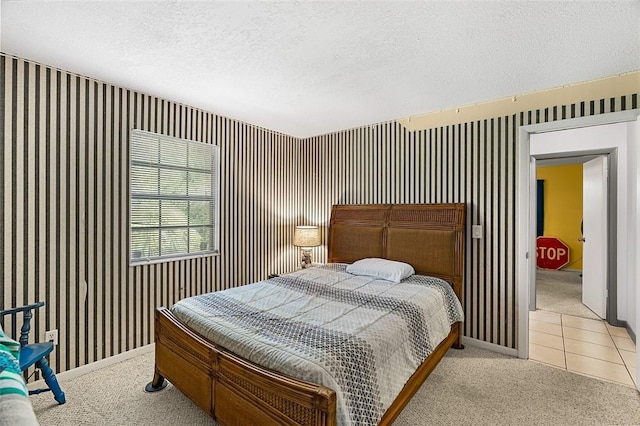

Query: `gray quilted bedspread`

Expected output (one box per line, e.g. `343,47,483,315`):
171,263,464,426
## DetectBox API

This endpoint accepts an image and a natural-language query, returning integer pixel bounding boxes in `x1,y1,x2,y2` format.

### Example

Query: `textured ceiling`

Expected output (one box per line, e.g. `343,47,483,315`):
1,1,639,138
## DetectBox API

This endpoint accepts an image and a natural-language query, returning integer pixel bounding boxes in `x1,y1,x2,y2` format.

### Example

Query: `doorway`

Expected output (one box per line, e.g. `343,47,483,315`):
517,110,640,390
528,150,617,325
528,156,636,386
533,156,608,321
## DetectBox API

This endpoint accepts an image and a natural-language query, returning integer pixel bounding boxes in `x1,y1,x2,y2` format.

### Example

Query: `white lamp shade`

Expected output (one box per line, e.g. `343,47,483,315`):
293,226,320,247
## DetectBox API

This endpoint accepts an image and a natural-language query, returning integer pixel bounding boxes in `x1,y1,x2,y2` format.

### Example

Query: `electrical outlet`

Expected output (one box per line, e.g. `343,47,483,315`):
472,225,483,239
45,329,58,345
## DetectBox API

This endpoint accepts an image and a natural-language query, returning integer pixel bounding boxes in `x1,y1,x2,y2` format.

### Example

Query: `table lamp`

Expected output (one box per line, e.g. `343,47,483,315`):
293,225,320,268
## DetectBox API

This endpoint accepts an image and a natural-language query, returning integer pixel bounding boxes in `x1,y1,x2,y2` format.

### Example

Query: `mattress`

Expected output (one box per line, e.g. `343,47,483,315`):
171,263,464,426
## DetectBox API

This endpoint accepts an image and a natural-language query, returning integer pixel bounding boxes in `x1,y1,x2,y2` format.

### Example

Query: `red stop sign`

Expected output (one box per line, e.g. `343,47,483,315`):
536,237,570,270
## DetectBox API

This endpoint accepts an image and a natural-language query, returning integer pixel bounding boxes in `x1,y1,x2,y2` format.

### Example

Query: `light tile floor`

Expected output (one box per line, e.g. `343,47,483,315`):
529,310,637,388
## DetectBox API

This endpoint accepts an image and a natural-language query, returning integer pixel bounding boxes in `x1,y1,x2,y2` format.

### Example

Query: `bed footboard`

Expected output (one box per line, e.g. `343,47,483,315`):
151,307,337,426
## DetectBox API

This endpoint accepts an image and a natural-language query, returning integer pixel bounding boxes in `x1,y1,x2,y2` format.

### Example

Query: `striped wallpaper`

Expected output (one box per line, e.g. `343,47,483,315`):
303,120,520,346
0,54,302,376
1,52,638,376
302,95,638,349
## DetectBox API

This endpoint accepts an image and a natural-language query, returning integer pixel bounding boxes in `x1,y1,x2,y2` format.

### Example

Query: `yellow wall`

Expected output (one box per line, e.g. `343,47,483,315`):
536,164,583,270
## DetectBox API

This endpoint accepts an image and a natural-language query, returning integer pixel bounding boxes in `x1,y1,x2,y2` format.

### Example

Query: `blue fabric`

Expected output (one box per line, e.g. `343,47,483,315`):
537,180,545,237
0,325,29,397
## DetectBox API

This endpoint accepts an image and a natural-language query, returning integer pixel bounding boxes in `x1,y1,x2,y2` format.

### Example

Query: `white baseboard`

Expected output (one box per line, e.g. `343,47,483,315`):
27,343,154,390
462,336,519,357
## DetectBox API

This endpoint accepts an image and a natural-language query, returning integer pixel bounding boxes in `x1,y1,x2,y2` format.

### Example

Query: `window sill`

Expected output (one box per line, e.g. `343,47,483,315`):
130,251,220,267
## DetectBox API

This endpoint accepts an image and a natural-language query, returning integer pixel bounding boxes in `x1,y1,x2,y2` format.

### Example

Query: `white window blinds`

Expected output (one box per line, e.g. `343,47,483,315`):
130,129,219,264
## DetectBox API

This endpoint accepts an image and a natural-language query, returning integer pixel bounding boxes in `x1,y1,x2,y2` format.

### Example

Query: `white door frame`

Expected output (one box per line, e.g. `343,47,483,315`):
517,109,640,360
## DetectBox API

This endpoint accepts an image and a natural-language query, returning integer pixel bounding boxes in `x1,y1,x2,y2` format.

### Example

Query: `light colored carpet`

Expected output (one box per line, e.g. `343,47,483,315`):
536,269,600,320
31,345,640,425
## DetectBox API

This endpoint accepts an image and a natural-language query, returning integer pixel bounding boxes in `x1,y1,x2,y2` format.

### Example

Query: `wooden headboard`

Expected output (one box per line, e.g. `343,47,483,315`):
328,203,465,298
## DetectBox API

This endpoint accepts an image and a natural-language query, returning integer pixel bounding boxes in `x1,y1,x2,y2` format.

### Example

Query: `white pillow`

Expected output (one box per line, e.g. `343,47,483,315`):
345,258,415,283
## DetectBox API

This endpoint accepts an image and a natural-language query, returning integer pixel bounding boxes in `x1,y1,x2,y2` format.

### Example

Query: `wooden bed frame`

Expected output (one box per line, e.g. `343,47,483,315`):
146,203,465,425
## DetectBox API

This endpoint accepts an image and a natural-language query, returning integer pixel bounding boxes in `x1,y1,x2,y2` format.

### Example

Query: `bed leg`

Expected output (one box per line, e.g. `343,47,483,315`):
145,370,168,392
452,324,465,350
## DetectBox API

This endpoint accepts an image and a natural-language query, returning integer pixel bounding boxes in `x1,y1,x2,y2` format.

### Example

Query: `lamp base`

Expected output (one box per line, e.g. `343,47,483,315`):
300,249,313,269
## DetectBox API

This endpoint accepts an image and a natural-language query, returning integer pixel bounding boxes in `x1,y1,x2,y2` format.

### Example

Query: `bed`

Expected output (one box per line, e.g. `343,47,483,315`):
146,203,465,426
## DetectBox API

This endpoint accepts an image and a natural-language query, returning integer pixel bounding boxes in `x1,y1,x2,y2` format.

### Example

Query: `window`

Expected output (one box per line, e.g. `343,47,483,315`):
130,129,219,264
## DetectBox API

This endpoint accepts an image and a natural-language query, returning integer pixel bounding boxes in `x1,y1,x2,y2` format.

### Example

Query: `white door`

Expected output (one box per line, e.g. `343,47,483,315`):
582,156,608,319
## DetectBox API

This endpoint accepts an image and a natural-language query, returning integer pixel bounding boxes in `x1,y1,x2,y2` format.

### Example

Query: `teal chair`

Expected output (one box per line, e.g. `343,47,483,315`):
0,302,66,404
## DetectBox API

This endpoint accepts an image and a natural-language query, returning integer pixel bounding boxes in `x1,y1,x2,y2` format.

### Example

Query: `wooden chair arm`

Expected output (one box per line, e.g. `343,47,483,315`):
0,302,45,317
0,302,45,347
